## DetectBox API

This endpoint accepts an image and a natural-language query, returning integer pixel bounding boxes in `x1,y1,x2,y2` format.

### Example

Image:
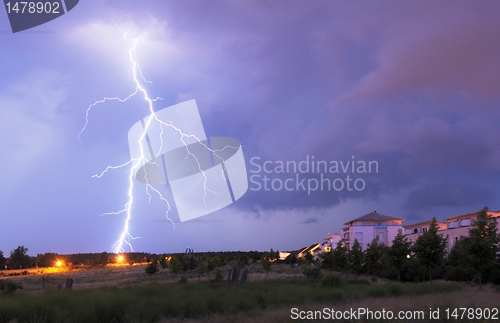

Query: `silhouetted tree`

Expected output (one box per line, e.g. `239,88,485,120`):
209,256,223,270
237,255,249,268
95,252,109,266
8,246,31,269
462,207,500,289
145,261,159,275
414,218,447,282
35,253,57,268
304,252,314,262
268,248,277,261
262,257,272,278
331,241,347,273
169,256,183,275
160,254,168,269
389,231,413,282
182,255,197,271
0,251,6,270
196,261,209,280
364,237,386,276
285,253,297,265
321,249,334,271
444,238,475,282
348,239,363,275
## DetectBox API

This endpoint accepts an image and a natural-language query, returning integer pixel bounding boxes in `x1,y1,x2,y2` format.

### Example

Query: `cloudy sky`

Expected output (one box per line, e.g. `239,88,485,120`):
1,0,500,256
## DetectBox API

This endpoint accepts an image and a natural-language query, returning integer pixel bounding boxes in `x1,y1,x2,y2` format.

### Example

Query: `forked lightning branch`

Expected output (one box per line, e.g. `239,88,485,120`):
79,23,248,253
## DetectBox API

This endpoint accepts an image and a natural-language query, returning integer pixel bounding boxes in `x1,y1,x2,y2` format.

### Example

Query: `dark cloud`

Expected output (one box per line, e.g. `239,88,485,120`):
403,180,494,211
300,218,319,224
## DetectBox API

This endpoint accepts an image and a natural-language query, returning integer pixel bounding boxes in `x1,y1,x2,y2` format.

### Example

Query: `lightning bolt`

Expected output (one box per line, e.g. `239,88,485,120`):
79,22,236,253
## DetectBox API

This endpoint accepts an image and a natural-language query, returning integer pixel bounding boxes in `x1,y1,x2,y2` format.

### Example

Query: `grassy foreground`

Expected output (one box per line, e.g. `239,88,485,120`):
0,277,465,323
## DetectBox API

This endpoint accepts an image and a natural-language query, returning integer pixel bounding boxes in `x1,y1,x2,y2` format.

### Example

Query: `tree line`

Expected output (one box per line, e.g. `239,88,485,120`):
0,247,273,271
1,207,498,288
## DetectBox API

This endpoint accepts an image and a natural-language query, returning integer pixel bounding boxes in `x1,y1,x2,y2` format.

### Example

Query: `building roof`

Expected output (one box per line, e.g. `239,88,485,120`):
403,220,447,229
444,210,500,222
345,210,403,225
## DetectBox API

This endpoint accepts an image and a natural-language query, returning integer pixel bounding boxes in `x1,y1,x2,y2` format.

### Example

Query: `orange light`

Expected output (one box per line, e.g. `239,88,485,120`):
56,260,63,267
117,255,124,263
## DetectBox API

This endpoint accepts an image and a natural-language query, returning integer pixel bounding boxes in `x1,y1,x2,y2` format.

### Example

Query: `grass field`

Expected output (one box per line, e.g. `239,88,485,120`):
0,264,499,322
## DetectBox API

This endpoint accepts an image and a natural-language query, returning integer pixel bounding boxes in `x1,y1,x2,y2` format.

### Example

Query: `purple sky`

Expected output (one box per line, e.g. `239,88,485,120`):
1,0,500,255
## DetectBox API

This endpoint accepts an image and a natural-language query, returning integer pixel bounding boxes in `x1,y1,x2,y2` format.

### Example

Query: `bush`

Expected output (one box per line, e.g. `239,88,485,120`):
302,266,322,280
210,268,224,283
179,275,188,284
169,257,183,275
484,263,500,285
322,274,342,288
488,268,500,285
145,262,159,275
2,280,18,294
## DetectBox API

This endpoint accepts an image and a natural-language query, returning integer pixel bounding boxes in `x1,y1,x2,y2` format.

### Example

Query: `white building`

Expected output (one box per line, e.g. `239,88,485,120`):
404,210,500,252
342,210,404,250
321,233,342,252
321,209,500,254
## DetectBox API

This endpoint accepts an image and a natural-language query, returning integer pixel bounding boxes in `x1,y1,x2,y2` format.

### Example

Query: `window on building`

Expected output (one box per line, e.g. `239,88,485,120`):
423,227,428,233
355,232,363,241
413,228,418,234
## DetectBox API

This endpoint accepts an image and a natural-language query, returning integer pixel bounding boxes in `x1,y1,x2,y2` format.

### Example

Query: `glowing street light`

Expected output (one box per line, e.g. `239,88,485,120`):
56,260,63,267
117,255,124,263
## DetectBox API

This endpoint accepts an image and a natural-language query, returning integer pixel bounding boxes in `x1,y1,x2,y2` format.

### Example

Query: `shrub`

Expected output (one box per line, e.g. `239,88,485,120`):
169,257,183,275
2,280,18,294
488,268,500,285
145,262,159,275
302,266,322,280
179,275,188,284
322,274,342,288
210,268,224,283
